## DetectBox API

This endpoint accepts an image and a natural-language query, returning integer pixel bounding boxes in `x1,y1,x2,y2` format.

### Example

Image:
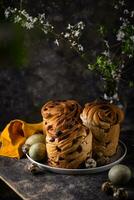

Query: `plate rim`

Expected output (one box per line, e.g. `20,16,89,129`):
26,140,127,174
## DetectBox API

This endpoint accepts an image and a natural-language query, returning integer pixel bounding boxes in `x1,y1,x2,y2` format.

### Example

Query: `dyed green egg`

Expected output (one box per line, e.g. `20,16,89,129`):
108,164,132,185
25,134,45,146
29,143,46,161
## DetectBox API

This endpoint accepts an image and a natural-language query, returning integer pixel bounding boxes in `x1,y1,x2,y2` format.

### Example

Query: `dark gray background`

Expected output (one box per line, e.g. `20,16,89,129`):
0,0,134,129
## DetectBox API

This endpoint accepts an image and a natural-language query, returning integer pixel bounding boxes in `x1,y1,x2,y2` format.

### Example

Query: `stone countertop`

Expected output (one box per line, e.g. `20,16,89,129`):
0,130,134,200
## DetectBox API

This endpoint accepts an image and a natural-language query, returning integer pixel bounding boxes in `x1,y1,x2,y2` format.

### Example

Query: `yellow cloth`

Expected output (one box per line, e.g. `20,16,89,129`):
0,120,43,159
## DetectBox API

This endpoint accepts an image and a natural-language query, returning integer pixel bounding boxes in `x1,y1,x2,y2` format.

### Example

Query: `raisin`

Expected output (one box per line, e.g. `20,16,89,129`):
59,157,64,160
49,137,55,142
49,105,54,108
67,151,73,155
44,113,52,118
86,128,89,135
61,134,69,140
68,159,75,162
47,125,53,130
56,130,63,136
56,146,61,152
76,145,82,153
104,129,109,133
105,141,110,147
75,127,79,131
55,161,60,165
72,138,78,145
69,107,74,111
68,124,73,129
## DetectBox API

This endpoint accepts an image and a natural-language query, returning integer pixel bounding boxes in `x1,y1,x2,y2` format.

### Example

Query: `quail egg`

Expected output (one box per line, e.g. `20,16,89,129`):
85,158,97,168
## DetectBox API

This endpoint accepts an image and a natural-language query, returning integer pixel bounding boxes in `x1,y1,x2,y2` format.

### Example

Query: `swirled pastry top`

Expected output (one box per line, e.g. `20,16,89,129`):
80,101,124,129
41,100,82,137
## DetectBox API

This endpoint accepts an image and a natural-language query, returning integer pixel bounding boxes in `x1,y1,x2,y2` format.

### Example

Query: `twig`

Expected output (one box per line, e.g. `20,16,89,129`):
20,0,23,10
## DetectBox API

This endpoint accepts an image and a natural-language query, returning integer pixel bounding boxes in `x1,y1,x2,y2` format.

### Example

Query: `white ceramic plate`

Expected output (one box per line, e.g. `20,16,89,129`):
26,140,127,175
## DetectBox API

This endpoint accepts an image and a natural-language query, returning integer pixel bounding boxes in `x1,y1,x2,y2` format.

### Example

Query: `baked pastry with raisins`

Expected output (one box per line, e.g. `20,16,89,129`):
80,101,124,157
41,100,92,168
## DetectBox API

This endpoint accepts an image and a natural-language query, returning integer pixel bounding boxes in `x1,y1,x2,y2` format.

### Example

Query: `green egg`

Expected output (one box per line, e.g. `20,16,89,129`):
29,143,46,161
108,164,132,185
25,134,46,146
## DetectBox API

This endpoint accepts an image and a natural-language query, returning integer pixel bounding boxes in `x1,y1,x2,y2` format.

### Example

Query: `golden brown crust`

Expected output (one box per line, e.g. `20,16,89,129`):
41,100,82,137
80,101,124,157
46,126,92,168
80,101,124,129
41,100,92,168
91,124,120,157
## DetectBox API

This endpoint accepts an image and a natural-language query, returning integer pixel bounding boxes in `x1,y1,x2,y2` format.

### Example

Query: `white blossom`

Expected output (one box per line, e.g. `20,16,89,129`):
5,7,17,18
129,54,133,58
33,17,38,23
77,21,85,30
119,18,130,29
102,50,110,57
111,70,117,79
54,39,59,46
107,59,112,65
41,21,54,33
46,21,53,28
119,0,125,6
78,44,84,51
116,30,125,41
74,30,80,37
113,93,119,100
71,41,77,46
14,15,21,23
39,13,46,21
20,9,30,19
64,32,70,38
22,21,34,29
114,5,119,9
131,11,134,18
67,24,73,30
104,93,108,100
124,9,129,14
88,64,92,70
130,36,134,42
5,8,10,18
121,64,125,68
104,40,110,49
41,28,48,34
5,8,40,30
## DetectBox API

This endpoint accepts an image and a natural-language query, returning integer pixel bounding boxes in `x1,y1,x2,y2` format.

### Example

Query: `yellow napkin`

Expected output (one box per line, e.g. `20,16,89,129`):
0,120,43,159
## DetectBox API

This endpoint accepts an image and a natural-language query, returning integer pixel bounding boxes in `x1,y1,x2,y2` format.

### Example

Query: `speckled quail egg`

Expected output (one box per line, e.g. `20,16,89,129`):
85,158,97,168
108,164,132,185
29,143,46,161
25,133,46,146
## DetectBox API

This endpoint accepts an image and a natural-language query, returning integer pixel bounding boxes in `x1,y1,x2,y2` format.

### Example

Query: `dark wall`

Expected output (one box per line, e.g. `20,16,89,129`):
0,0,134,129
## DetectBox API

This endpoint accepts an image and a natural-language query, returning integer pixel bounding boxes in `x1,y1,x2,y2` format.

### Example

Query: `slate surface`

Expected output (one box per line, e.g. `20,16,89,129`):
0,130,134,200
